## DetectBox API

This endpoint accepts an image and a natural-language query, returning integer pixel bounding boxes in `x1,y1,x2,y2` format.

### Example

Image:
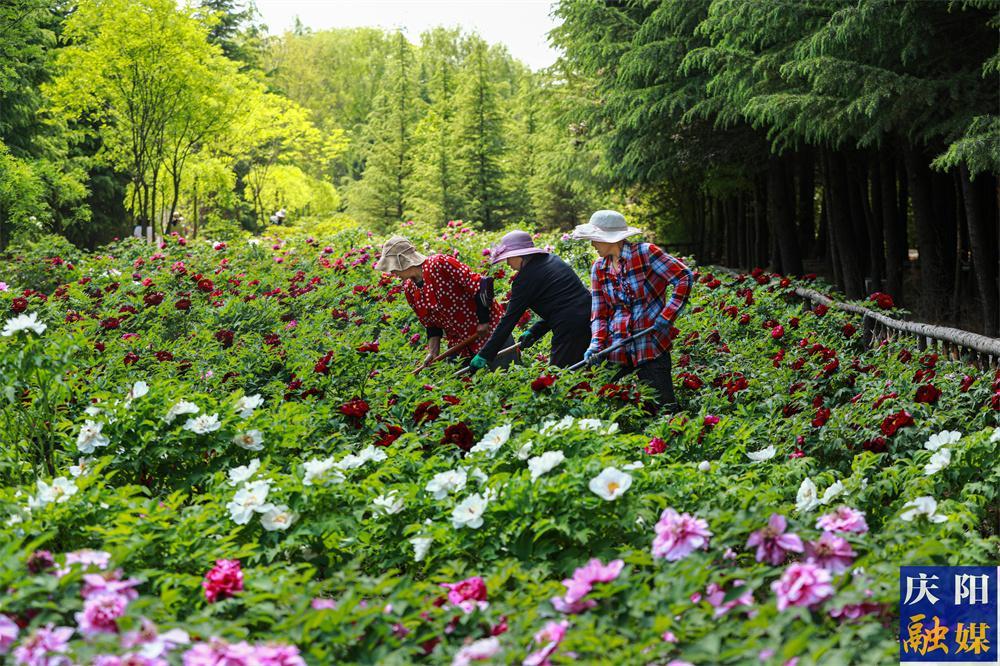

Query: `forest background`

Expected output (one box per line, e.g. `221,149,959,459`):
1,0,998,332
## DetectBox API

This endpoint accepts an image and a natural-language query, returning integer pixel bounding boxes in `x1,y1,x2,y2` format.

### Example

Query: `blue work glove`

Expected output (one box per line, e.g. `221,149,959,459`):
469,355,487,370
654,315,673,335
583,348,597,365
519,331,535,348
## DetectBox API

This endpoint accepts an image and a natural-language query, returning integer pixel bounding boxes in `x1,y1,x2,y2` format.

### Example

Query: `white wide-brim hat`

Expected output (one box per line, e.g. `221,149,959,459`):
374,235,427,272
571,210,643,243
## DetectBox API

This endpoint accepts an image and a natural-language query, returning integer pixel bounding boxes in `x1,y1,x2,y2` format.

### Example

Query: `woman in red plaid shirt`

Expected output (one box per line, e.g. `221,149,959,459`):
571,210,694,411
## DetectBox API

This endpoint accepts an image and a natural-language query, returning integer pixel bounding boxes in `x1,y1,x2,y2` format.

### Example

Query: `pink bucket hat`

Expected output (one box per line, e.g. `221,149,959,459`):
488,230,549,264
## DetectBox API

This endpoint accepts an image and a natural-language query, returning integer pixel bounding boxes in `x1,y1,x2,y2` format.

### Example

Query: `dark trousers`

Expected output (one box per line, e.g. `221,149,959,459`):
549,329,591,368
612,351,677,408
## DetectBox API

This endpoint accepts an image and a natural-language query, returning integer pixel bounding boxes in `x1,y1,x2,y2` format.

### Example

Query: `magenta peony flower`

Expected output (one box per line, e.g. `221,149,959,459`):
651,508,713,561
76,590,129,635
0,614,18,654
202,559,244,603
13,624,74,665
815,506,868,534
440,576,488,614
523,620,569,666
771,562,834,611
551,558,624,614
746,514,805,566
82,572,140,600
705,580,755,618
311,598,336,610
805,532,856,573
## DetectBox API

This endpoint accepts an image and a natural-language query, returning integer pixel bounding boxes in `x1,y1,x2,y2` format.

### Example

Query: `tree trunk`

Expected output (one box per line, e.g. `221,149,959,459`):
823,150,864,297
880,145,905,303
796,148,815,259
960,165,998,336
845,152,873,285
768,154,803,275
903,144,949,320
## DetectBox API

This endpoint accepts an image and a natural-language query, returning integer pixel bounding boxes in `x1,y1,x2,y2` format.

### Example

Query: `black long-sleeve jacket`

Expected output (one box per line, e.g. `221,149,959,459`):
477,253,591,362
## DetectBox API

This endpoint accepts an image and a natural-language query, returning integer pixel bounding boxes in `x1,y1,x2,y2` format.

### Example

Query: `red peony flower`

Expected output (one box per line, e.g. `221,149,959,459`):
100,317,121,330
11,297,28,313
842,323,857,338
644,437,667,455
357,341,379,353
197,278,214,292
813,304,828,317
959,375,975,392
143,292,164,307
880,409,914,437
214,329,234,348
812,407,831,428
869,292,894,309
374,424,404,447
441,422,474,451
531,374,556,392
413,401,441,425
914,383,942,404
123,352,139,365
203,559,243,603
339,398,370,428
771,325,785,339
442,395,461,405
175,298,191,311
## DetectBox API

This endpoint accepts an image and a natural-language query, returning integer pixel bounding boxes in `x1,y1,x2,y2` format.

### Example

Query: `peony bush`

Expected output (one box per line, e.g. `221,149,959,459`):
0,224,998,664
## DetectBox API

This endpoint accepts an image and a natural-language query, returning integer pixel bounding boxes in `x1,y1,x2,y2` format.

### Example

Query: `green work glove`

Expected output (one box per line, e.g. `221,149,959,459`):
469,355,487,370
519,331,535,348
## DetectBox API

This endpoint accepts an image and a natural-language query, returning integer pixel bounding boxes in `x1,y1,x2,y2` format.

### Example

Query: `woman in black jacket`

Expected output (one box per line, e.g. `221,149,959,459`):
470,231,592,369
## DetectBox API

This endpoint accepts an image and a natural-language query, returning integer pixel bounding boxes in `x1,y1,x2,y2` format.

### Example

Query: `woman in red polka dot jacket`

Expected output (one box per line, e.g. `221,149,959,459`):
375,235,512,369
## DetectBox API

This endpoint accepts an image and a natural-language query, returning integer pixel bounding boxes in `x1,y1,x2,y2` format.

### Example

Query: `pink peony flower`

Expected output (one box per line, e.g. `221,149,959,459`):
13,624,74,666
82,571,140,600
523,620,568,666
651,508,713,561
805,532,856,573
551,558,623,614
771,562,834,611
121,618,190,658
311,598,337,610
815,506,868,534
182,639,305,666
661,631,677,643
0,614,18,654
705,579,755,618
202,559,243,603
440,576,488,614
76,590,129,635
453,636,501,665
746,514,804,566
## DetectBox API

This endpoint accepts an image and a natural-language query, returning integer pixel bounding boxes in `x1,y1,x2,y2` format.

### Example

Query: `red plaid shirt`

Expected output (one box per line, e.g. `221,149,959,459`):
588,242,693,365
403,255,504,356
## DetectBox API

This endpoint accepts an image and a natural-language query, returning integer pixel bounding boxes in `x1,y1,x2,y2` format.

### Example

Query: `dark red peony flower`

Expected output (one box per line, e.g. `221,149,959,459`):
812,407,831,428
959,375,975,392
357,341,379,353
441,422,474,451
94,341,105,352
203,559,243,603
197,278,214,292
143,292,164,307
374,424,404,447
842,323,857,338
314,351,334,374
644,437,667,455
413,401,441,425
27,550,55,574
813,304,828,317
123,351,139,365
862,436,888,453
914,383,942,404
442,395,461,405
771,325,785,339
100,317,121,330
869,292,894,309
175,298,191,311
531,374,556,392
339,398,370,428
897,349,912,363
214,329,235,348
880,409,914,437
11,297,28,313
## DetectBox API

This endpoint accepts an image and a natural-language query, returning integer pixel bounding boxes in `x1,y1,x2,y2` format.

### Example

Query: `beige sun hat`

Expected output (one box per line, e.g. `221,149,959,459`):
571,210,643,243
374,235,427,272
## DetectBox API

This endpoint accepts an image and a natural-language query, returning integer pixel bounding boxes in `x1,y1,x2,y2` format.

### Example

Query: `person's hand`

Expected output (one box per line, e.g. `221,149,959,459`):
583,348,597,365
476,322,490,337
518,331,535,348
416,352,434,369
654,315,673,335
469,355,487,370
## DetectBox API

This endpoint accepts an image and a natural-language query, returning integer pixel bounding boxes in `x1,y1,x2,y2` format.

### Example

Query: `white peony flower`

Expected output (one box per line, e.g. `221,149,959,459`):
697,460,711,472
31,477,77,508
69,457,95,478
2,312,46,336
227,459,260,486
899,496,948,523
335,445,387,472
164,400,199,423
577,418,603,431
469,467,489,484
233,430,264,451
302,458,339,486
528,450,565,481
124,381,149,405
373,491,405,515
84,405,102,417
991,428,1000,443
820,480,845,505
924,430,962,451
588,467,632,501
183,413,220,434
426,469,468,500
233,393,264,419
622,460,644,471
410,536,433,562
516,441,534,460
452,636,501,665
796,477,820,513
746,444,776,462
540,415,574,435
260,504,296,531
227,480,272,525
923,448,952,475
77,420,110,454
468,424,511,457
452,493,488,529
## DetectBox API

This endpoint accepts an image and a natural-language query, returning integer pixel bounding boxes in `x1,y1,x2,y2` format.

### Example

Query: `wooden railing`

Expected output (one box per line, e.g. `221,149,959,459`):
791,286,1000,369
